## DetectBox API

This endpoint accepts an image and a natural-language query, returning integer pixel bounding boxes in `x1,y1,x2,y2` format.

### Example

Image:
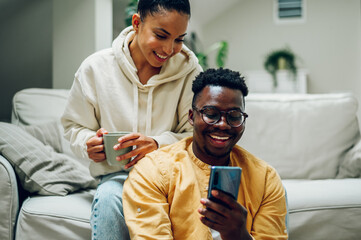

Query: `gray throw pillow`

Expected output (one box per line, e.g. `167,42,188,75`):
0,122,98,196
21,121,63,153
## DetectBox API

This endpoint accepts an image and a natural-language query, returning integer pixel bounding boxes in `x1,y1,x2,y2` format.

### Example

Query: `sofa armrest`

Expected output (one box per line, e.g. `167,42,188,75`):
0,154,20,240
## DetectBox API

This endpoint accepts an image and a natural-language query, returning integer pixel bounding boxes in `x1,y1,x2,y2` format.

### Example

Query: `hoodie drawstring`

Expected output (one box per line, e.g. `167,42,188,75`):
133,84,154,136
132,84,139,133
146,87,154,136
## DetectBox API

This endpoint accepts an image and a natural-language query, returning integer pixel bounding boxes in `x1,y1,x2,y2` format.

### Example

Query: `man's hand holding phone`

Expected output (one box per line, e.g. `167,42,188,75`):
199,190,252,240
198,166,252,240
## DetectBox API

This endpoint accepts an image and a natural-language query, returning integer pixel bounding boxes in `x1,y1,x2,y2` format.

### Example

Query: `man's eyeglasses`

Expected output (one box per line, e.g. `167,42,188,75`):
192,106,248,128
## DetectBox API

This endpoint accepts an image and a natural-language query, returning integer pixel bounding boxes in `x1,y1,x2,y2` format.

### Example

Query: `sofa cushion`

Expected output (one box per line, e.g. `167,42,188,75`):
16,190,94,240
283,179,361,240
11,88,69,126
0,122,98,196
240,93,360,179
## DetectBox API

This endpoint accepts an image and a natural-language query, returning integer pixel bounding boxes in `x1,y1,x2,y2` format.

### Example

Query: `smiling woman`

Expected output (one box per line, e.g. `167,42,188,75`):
60,0,202,239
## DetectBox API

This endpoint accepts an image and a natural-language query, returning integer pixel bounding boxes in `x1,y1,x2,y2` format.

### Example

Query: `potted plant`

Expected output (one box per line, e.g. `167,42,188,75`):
264,47,297,87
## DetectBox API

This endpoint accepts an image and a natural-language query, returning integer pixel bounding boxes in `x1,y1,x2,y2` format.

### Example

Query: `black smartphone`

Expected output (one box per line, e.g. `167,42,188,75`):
207,166,242,206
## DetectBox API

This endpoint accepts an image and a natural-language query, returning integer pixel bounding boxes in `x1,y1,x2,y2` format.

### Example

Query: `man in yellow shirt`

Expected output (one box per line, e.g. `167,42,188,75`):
123,68,288,239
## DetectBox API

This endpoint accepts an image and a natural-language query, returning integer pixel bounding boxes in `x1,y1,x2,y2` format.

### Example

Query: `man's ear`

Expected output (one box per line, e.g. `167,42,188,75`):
132,13,141,32
188,109,194,126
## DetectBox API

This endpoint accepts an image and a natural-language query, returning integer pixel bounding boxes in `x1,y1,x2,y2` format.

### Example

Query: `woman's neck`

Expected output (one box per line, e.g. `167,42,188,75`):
137,66,161,85
129,37,161,85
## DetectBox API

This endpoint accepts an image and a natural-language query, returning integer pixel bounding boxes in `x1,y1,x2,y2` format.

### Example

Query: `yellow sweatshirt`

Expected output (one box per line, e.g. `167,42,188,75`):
123,137,288,240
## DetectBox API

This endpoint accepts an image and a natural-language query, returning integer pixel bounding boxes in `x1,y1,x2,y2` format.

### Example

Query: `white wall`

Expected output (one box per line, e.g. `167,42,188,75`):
0,0,113,121
95,0,113,51
52,0,113,89
188,0,239,38
0,0,52,122
197,0,361,126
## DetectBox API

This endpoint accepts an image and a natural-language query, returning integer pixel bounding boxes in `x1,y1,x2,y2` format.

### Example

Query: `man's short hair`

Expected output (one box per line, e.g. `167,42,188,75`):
192,68,249,106
137,0,191,21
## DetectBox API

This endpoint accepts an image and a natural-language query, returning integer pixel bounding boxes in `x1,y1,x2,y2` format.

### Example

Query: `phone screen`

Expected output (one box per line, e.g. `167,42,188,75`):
207,166,242,204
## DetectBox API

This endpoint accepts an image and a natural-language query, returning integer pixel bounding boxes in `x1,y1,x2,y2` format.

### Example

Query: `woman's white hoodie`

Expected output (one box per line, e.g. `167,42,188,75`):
61,27,202,177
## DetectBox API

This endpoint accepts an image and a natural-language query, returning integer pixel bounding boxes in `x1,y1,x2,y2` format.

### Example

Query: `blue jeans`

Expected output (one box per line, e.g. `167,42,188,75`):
90,172,130,240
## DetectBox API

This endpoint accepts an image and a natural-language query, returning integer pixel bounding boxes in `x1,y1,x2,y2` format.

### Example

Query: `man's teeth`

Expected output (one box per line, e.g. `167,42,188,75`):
210,135,229,140
156,52,167,59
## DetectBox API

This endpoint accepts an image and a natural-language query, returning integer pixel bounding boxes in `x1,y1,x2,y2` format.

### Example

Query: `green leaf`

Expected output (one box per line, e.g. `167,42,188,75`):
196,53,208,69
216,41,228,68
124,0,138,26
184,32,229,69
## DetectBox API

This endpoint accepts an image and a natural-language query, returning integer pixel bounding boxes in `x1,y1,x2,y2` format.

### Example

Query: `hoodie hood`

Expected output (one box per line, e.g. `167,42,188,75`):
111,26,200,135
112,26,199,89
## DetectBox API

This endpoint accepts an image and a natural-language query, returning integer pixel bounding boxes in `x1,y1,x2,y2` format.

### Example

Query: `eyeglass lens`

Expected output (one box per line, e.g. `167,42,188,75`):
201,107,245,127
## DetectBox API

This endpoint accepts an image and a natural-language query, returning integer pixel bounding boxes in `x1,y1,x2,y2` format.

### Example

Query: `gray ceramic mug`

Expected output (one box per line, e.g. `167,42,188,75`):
103,132,132,166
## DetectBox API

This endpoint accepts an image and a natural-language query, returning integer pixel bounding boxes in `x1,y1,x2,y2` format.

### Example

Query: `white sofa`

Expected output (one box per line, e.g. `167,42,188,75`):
1,88,361,240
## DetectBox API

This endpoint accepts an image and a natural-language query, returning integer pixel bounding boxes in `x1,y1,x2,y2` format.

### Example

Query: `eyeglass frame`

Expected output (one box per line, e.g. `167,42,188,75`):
192,105,248,128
